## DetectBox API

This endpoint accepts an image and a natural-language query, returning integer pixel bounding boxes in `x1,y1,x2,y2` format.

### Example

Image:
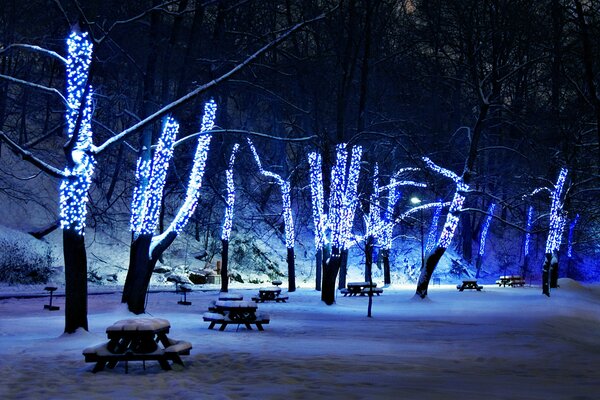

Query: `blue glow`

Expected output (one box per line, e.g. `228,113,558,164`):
567,214,579,258
59,31,95,235
308,152,326,250
524,206,534,257
221,143,240,241
478,203,496,256
366,164,382,239
425,201,443,253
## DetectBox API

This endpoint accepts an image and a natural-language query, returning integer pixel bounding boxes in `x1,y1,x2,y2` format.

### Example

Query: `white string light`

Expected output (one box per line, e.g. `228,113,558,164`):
308,152,326,250
340,145,363,249
221,144,240,241
478,203,496,256
59,31,95,235
524,206,534,257
545,168,568,253
425,201,443,253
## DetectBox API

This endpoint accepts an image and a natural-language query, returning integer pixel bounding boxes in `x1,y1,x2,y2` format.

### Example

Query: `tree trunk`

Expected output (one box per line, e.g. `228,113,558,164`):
364,236,373,282
321,248,341,305
415,247,446,298
550,251,559,288
287,247,296,292
315,248,322,291
542,253,551,296
63,229,88,333
221,239,229,292
123,234,152,313
382,248,391,285
475,255,483,279
338,248,348,289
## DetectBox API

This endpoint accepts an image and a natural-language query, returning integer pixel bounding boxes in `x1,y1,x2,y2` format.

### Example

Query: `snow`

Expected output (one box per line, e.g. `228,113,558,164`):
1,279,600,399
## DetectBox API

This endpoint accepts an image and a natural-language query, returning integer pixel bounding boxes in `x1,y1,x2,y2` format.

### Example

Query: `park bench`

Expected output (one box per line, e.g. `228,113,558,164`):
496,275,525,287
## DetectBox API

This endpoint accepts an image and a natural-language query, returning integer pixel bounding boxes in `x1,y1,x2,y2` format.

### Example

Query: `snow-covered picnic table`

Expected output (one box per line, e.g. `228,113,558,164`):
203,300,269,331
252,287,289,302
341,282,383,296
82,318,191,373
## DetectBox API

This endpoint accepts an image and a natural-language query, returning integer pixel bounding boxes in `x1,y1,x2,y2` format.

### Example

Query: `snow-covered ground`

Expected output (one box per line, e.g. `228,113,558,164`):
1,279,599,399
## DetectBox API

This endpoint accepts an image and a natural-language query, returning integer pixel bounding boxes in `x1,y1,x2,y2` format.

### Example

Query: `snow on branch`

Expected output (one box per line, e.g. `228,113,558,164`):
0,43,68,64
0,131,66,178
422,157,461,183
0,73,67,104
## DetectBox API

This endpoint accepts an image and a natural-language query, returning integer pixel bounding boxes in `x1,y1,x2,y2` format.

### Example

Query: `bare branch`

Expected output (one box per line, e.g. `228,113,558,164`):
93,12,328,155
0,131,66,178
0,73,67,104
0,44,67,64
173,128,317,148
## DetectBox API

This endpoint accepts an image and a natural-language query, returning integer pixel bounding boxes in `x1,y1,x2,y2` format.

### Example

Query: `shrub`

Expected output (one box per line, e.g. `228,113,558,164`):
0,226,54,284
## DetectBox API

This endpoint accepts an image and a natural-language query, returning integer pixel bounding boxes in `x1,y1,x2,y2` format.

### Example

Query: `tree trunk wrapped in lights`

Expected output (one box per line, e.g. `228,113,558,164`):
522,206,534,279
308,152,325,290
60,31,94,333
125,100,217,314
220,144,240,292
247,138,296,291
475,203,496,278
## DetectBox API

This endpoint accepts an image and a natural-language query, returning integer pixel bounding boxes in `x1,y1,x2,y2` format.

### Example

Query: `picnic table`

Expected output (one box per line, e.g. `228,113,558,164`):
252,287,289,303
83,318,191,373
203,300,269,331
496,275,525,287
456,280,483,291
341,282,383,297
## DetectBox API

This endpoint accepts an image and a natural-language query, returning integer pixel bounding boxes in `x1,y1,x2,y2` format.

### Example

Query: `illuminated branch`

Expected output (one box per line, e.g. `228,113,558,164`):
380,177,401,251
396,202,451,223
130,117,179,235
478,203,496,256
524,206,534,257
151,100,217,252
246,138,295,248
425,202,443,253
341,145,363,249
221,144,240,241
365,164,382,239
544,168,568,253
308,152,326,250
329,144,348,249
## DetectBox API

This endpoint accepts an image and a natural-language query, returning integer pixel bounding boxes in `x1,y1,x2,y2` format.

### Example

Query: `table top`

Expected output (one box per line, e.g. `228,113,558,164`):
215,300,258,310
461,280,478,284
106,318,170,333
259,287,282,293
218,293,244,301
347,282,377,288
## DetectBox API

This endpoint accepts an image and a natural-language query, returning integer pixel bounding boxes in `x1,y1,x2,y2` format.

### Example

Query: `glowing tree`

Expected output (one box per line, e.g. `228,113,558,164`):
308,143,362,304
364,164,382,284
425,202,443,254
247,138,296,291
220,144,240,292
60,31,94,333
123,100,217,313
308,152,326,290
415,157,470,298
475,203,496,278
529,168,568,296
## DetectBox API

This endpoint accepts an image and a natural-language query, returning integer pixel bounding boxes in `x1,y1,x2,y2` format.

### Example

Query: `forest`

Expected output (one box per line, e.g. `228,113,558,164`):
1,0,599,333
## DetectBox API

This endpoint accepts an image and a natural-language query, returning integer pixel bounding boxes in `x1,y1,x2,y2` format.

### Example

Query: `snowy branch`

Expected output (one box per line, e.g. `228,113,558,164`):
0,73,67,104
0,43,67,64
0,131,66,178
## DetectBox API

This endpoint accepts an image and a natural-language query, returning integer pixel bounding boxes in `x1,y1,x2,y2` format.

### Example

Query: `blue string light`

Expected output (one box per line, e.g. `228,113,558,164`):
161,99,217,237
478,203,496,256
524,206,534,257
308,152,326,250
221,144,240,241
544,168,568,253
59,31,95,235
425,201,443,253
567,214,579,258
366,164,382,239
328,144,348,249
340,145,363,249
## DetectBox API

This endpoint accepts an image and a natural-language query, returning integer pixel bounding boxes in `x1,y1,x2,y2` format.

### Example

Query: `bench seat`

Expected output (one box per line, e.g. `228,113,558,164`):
203,312,270,331
251,296,288,303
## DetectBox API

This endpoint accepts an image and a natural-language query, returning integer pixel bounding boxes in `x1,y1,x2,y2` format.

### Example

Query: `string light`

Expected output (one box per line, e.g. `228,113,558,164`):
308,152,326,250
329,144,348,249
340,145,363,249
478,203,496,256
221,144,240,241
159,99,217,239
59,31,95,235
425,201,443,253
524,206,534,257
366,164,382,239
567,214,579,258
545,168,568,253
130,158,151,232
246,138,295,248
380,177,401,251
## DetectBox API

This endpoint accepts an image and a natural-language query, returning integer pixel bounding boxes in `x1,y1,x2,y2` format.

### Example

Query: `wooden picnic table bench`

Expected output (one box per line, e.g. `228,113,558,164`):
203,300,269,331
252,287,288,303
457,280,483,291
82,318,191,373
